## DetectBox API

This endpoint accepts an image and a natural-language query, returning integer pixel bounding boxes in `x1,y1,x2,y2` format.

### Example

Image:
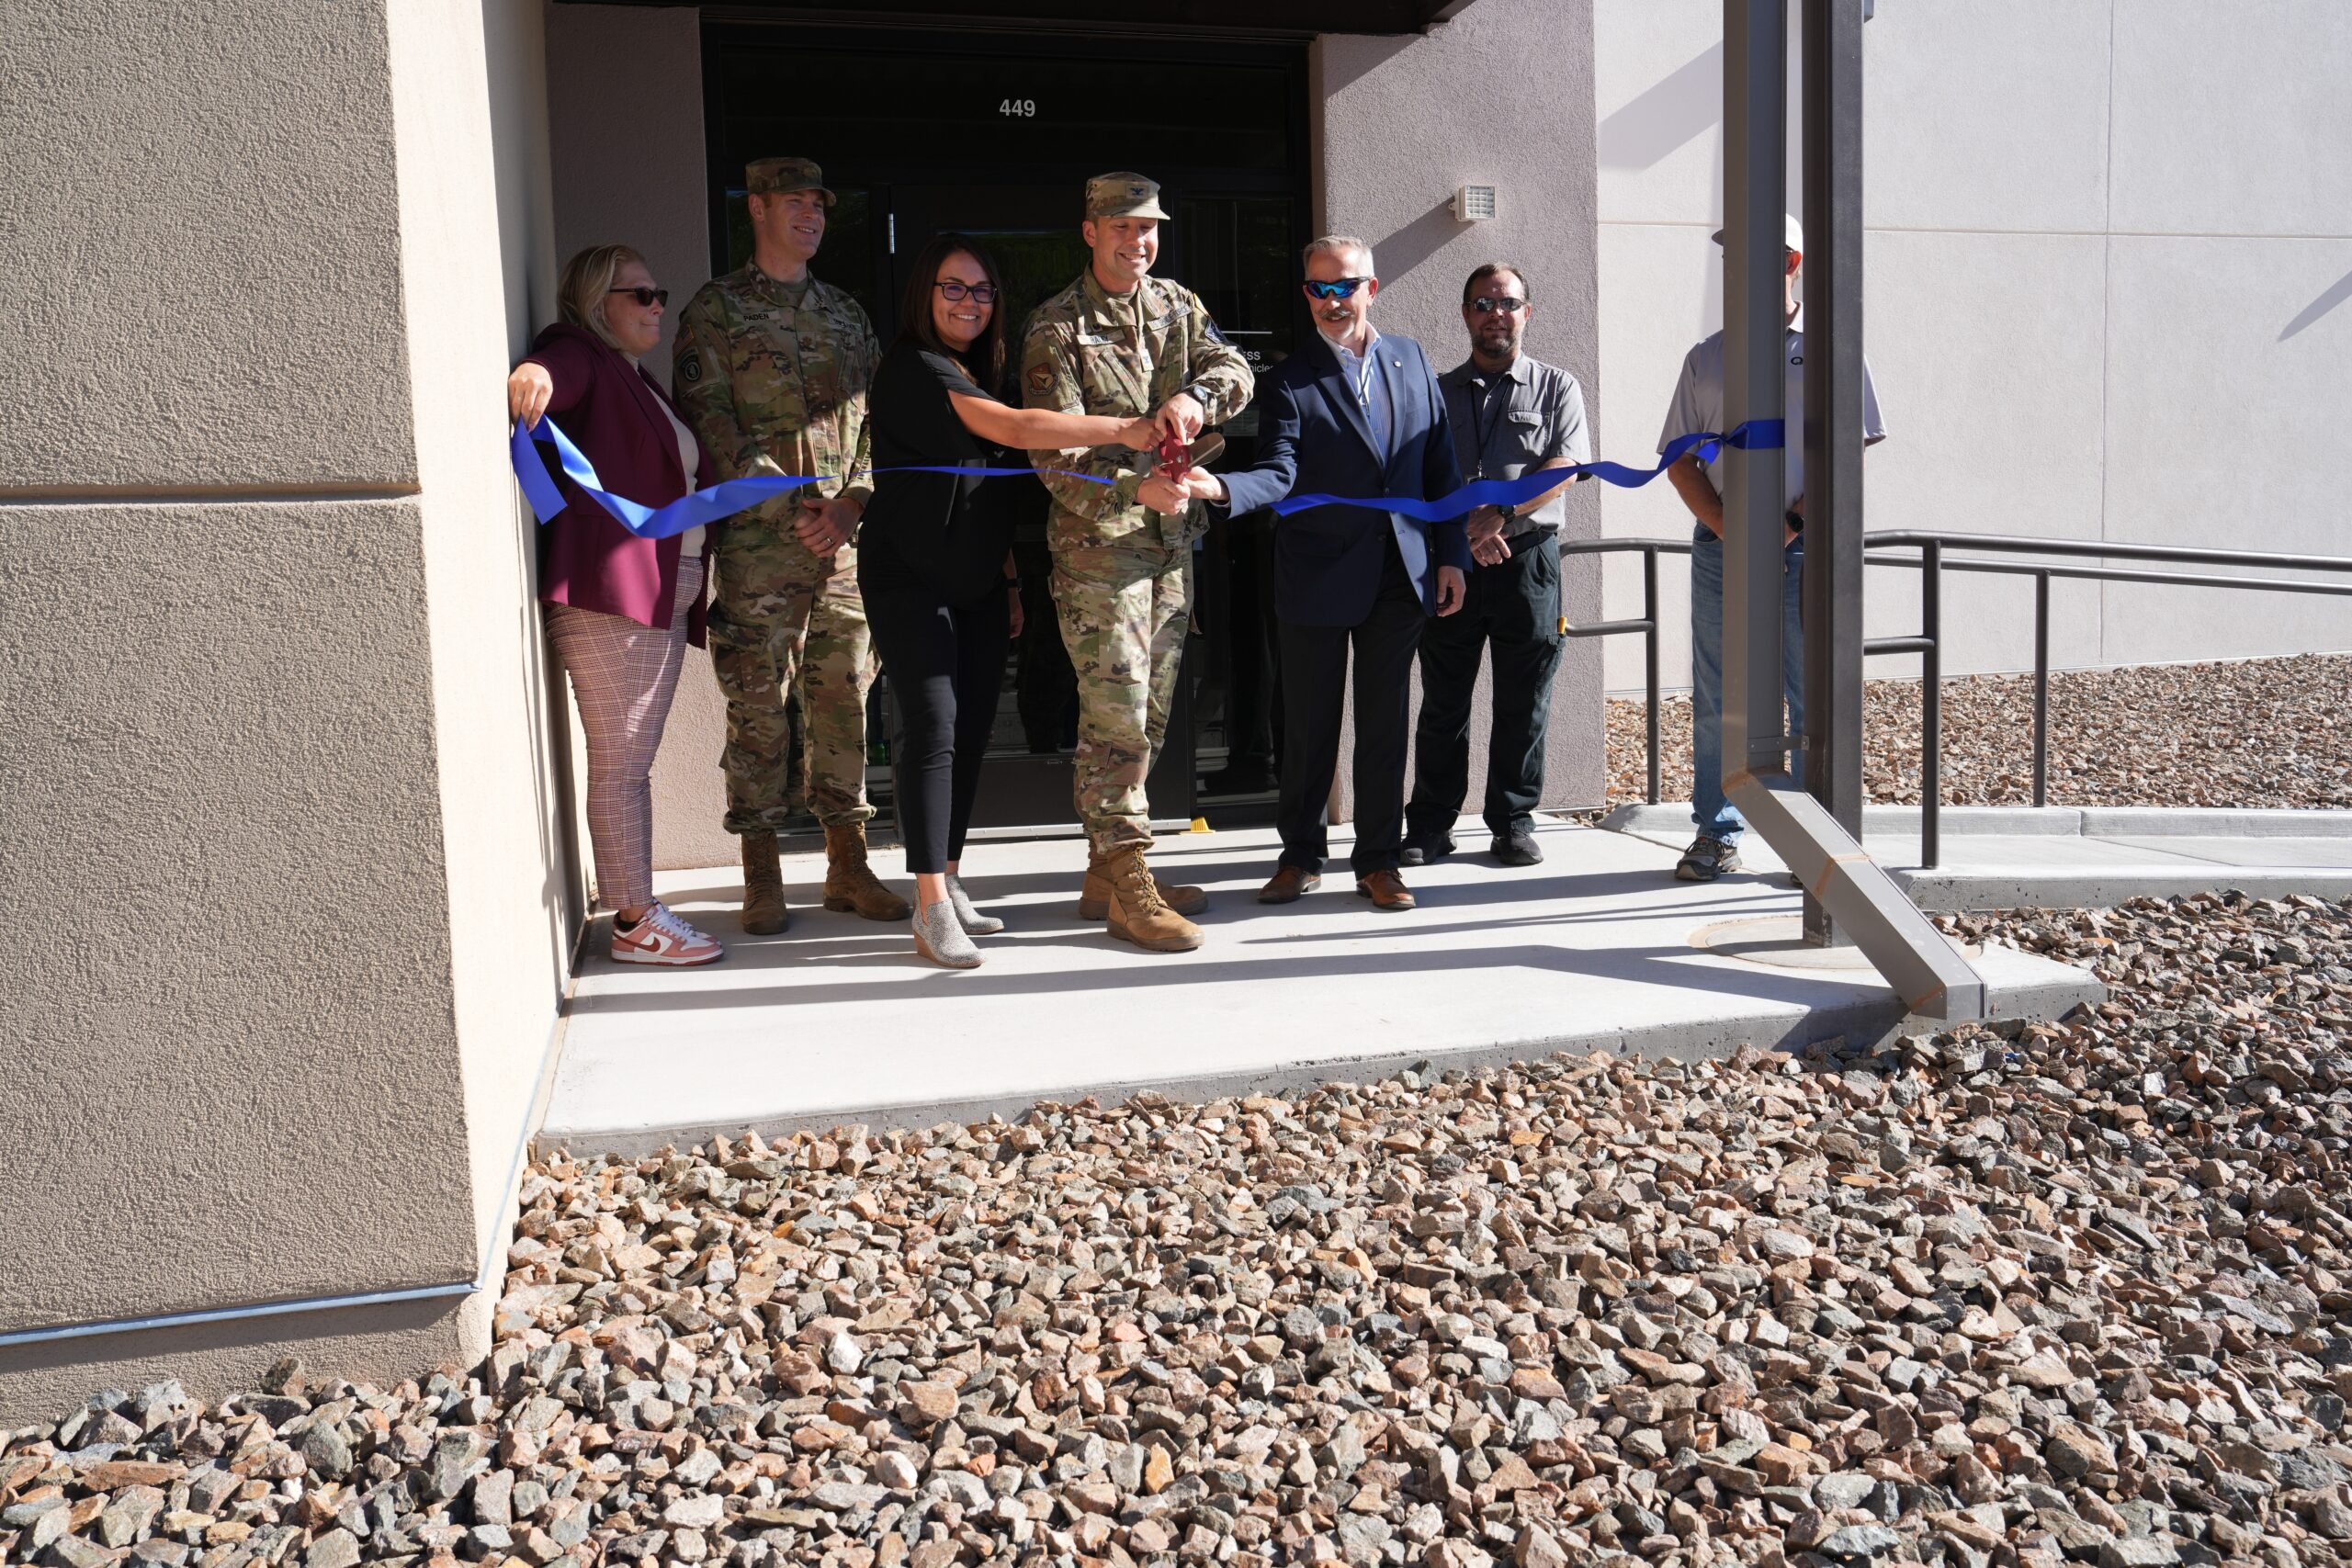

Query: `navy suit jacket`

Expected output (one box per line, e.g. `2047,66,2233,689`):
1217,331,1471,627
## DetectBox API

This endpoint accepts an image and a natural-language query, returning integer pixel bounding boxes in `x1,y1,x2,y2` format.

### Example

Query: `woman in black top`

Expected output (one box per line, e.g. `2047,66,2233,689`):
861,234,1157,968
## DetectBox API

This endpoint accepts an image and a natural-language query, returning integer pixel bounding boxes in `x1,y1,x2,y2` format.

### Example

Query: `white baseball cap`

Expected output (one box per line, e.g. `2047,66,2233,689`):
1710,213,1804,254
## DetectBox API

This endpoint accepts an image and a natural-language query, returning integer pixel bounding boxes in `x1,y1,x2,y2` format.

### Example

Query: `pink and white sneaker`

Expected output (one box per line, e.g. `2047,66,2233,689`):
610,903,724,966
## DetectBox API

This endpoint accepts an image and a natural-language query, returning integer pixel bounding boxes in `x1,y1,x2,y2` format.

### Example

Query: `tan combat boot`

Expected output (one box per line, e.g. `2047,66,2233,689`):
1105,847,1204,953
823,822,910,921
740,829,788,935
1077,848,1208,920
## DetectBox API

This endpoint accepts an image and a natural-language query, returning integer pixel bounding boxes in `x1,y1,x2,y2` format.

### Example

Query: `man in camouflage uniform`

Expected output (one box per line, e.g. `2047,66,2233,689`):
1020,173,1254,953
673,156,906,934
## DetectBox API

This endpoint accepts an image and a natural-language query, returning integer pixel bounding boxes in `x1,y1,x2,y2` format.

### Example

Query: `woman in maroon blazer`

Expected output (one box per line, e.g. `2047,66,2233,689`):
508,243,722,967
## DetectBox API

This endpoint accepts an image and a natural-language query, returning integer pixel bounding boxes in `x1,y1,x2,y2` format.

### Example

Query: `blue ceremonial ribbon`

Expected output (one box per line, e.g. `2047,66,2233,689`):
511,415,1112,543
1264,419,1785,521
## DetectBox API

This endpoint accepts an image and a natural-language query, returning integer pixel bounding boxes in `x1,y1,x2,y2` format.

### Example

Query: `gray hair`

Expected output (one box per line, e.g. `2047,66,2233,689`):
1302,234,1374,276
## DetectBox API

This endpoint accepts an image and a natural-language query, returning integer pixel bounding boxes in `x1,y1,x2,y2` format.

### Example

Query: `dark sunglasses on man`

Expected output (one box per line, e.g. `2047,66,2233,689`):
1469,296,1528,314
608,286,670,308
932,280,1001,304
1303,276,1373,300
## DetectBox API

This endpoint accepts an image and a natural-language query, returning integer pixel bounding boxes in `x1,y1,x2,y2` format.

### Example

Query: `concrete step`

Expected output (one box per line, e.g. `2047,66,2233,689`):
1602,803,2352,909
538,820,2098,1156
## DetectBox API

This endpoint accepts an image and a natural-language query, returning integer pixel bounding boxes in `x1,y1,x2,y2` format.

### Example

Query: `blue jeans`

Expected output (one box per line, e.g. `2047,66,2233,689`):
1690,528,1804,845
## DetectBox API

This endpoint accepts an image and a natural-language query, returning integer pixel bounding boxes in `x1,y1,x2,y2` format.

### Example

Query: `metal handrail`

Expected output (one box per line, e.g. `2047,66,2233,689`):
1566,531,2352,867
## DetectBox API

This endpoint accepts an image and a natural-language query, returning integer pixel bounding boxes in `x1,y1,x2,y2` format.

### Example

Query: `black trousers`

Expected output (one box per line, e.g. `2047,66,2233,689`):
1407,531,1566,843
866,577,1010,875
1277,536,1426,877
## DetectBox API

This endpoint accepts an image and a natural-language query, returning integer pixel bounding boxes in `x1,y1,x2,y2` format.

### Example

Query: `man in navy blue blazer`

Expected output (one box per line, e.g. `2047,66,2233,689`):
1143,235,1476,911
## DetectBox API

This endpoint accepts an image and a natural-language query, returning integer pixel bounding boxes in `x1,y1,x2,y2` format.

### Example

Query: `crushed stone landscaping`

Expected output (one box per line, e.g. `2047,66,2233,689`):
6,892,2350,1568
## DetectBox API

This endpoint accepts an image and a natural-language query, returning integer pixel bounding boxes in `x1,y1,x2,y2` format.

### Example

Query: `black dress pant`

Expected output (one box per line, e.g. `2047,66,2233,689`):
866,577,1010,875
1407,531,1566,844
1277,536,1427,877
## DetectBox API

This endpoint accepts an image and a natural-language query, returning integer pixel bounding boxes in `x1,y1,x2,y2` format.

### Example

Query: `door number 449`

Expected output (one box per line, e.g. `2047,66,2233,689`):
999,98,1037,118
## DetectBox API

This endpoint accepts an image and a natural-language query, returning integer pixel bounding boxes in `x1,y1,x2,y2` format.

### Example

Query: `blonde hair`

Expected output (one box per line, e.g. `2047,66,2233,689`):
557,244,646,352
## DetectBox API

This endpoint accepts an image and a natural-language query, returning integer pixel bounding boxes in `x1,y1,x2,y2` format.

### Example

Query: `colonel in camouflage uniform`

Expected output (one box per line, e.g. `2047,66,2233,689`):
673,156,907,934
1020,173,1254,953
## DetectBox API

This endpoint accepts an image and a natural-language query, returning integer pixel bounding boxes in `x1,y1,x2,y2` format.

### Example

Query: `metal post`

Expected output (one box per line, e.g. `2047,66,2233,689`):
1644,547,1662,805
1800,0,1866,947
2032,570,2050,808
1719,0,1983,1020
1720,0,1790,798
1920,539,1941,870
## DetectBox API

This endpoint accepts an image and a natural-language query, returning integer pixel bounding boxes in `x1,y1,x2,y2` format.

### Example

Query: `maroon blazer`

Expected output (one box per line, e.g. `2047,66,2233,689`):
522,322,714,642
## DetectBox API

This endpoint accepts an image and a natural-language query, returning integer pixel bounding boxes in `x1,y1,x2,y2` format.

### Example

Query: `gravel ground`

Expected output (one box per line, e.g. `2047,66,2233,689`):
6,893,2352,1568
1601,655,2352,812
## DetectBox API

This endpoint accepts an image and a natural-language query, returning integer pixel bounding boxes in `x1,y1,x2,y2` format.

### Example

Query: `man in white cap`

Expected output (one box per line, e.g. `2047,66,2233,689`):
1659,213,1886,881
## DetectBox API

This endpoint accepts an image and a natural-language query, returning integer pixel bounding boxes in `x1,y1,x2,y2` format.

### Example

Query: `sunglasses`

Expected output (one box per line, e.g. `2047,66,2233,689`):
933,280,1001,304
607,286,669,308
1470,296,1529,315
1303,276,1373,300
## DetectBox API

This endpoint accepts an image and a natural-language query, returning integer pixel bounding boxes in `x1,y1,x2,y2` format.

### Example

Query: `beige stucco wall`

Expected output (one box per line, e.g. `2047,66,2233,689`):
388,0,574,1264
0,0,567,1424
1313,0,1608,812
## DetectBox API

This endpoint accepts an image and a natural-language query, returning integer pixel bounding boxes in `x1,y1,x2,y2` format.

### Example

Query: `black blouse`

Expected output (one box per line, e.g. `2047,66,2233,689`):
858,343,1026,604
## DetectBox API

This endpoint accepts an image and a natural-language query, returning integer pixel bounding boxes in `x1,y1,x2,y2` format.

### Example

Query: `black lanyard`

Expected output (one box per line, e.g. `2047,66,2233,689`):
1469,375,1511,480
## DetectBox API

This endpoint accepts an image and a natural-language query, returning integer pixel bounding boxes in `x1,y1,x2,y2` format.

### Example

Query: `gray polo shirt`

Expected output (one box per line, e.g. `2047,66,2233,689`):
1440,353,1591,536
1657,305,1886,510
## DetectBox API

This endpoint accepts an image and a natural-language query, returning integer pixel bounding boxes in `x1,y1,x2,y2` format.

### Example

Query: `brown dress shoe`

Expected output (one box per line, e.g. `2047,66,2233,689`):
1257,865,1322,904
1355,869,1417,910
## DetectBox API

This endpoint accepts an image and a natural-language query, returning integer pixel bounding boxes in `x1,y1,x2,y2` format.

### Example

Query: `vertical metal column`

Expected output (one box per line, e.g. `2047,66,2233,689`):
1719,0,1985,1021
1800,0,1867,946
1720,0,1790,794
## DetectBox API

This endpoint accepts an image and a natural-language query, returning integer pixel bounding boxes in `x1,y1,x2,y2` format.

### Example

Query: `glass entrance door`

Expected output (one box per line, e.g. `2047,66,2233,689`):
701,21,1309,836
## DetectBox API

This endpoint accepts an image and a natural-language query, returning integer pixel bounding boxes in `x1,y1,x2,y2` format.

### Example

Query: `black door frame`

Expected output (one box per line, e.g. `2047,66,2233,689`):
697,17,1314,834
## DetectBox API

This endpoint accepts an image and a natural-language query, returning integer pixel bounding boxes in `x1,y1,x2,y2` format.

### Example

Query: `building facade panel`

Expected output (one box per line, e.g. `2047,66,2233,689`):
0,498,481,1342
2098,233,2352,666
1591,0,2350,699
1859,0,2110,236
0,1,419,492
1317,0,1607,809
2109,0,2352,240
1858,228,2109,681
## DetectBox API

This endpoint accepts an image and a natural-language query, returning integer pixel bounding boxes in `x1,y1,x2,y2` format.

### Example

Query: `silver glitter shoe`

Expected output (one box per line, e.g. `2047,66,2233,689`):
945,874,1005,935
911,898,982,969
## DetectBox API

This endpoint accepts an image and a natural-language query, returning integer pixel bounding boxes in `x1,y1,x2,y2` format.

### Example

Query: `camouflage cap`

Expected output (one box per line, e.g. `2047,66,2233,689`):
1084,172,1170,221
747,156,835,205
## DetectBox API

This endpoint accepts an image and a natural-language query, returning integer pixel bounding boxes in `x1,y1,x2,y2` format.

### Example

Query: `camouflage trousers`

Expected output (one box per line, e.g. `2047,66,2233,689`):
1049,539,1192,857
707,522,876,833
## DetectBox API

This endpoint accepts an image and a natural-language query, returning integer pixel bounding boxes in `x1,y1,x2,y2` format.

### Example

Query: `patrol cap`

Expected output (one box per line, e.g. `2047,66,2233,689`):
747,156,835,206
1084,172,1170,221
1709,213,1804,254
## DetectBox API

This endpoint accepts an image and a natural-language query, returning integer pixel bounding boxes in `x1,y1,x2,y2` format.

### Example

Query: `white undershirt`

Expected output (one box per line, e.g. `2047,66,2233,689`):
631,355,706,557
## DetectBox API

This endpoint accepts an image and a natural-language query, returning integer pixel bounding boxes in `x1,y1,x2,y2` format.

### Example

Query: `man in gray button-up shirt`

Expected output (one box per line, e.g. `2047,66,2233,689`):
1404,262,1593,868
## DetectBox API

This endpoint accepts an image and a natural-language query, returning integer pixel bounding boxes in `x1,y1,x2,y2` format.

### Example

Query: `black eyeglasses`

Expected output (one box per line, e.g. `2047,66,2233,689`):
608,286,669,308
1303,277,1373,300
1470,296,1529,315
933,281,1001,304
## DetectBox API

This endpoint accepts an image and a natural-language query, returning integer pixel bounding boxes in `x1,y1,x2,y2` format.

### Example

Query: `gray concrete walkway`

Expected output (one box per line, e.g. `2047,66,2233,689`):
538,820,2098,1157
1603,803,2352,909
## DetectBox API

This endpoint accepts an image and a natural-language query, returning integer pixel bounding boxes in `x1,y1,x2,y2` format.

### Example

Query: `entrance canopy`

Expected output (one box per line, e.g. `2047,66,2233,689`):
565,0,1479,37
